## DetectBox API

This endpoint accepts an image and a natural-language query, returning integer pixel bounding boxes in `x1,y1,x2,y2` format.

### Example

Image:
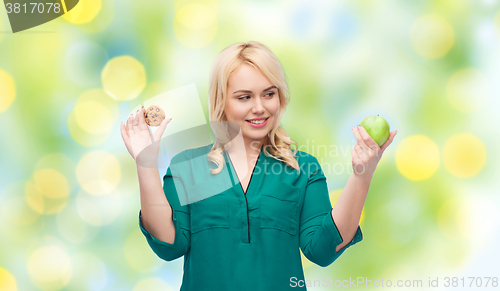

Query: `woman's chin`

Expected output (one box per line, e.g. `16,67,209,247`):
241,132,268,142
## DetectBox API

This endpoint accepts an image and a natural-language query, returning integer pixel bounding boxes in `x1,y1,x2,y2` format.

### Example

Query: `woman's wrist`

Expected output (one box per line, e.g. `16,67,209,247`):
351,172,372,188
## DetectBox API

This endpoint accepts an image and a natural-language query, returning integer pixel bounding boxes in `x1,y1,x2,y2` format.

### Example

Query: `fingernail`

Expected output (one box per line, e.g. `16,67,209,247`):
168,118,172,122
357,125,360,129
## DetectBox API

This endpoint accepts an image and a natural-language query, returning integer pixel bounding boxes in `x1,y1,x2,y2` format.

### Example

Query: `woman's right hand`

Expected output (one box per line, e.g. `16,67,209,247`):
120,106,172,166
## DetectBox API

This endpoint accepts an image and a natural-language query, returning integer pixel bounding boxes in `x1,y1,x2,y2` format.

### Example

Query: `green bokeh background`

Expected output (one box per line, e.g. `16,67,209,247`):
1,0,499,290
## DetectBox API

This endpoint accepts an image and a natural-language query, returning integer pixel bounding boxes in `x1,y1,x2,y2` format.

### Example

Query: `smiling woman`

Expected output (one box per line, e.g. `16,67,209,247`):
206,41,300,176
125,41,365,291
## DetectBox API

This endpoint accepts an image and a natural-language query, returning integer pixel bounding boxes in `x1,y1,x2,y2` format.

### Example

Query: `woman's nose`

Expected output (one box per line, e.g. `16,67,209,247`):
252,98,265,113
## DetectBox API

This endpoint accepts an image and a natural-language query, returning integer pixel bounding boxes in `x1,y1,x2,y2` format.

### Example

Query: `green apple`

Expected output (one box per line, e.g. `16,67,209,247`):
359,115,390,147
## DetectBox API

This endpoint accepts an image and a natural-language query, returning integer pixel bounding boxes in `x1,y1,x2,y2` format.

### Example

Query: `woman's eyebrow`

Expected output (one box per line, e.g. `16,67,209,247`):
233,85,277,94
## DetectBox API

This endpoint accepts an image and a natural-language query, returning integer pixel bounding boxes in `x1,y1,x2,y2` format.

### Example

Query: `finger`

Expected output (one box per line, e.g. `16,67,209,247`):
352,126,368,151
351,148,365,175
138,106,149,131
121,122,133,155
351,147,359,162
354,143,366,160
381,130,397,152
133,109,140,134
153,117,172,141
120,122,129,141
357,125,379,150
126,113,134,133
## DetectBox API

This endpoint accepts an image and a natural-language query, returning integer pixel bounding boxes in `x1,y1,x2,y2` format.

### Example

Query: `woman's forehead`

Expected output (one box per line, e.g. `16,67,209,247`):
227,68,273,92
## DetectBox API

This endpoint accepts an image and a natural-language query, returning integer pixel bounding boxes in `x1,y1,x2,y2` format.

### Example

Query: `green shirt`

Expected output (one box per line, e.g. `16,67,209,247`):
139,143,363,290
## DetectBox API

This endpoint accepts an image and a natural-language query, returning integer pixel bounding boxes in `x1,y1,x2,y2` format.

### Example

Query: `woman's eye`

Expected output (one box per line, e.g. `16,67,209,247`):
238,92,274,100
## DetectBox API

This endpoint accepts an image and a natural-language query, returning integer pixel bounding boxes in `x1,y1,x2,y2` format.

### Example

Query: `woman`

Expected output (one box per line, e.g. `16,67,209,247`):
120,41,397,290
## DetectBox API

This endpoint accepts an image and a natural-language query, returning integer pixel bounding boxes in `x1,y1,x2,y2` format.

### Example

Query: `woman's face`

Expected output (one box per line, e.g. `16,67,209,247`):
225,63,280,148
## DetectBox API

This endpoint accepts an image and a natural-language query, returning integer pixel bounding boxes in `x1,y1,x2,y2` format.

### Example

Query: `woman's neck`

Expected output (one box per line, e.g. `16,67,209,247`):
227,136,264,162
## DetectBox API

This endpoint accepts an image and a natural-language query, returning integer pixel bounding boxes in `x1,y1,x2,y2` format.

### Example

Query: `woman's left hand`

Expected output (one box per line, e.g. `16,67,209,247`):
351,125,397,180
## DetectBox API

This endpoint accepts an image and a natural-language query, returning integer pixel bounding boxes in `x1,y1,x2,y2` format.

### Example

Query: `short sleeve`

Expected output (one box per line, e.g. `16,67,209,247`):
138,166,191,261
299,154,363,267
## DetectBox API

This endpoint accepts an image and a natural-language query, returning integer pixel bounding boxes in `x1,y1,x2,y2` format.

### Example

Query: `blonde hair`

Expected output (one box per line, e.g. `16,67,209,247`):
207,41,300,174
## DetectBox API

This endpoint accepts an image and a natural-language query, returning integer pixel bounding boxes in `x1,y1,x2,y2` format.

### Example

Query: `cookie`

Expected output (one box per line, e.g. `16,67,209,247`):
144,105,166,127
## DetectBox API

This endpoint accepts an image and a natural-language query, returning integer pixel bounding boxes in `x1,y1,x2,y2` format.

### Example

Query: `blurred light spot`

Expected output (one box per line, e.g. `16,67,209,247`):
67,110,108,147
76,151,121,195
63,40,108,87
173,3,217,49
0,181,44,241
396,135,440,181
459,196,500,250
0,267,17,291
57,204,95,244
0,69,16,113
101,56,146,101
68,89,118,147
124,230,163,272
75,189,122,226
74,89,119,134
34,169,70,199
67,253,107,291
35,153,77,190
27,246,72,290
133,277,173,291
74,100,113,134
446,69,490,113
26,170,70,215
329,189,365,224
443,133,486,178
69,0,114,33
410,14,454,59
62,0,102,24
438,197,468,241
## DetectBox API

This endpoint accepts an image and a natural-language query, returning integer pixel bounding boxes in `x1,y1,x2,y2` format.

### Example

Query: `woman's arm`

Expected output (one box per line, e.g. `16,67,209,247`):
138,164,176,244
299,154,363,267
138,163,191,262
121,107,189,260
331,125,397,252
331,174,370,252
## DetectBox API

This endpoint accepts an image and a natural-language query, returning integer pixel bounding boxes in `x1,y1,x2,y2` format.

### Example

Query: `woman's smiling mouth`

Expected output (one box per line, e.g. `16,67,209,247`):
246,117,269,127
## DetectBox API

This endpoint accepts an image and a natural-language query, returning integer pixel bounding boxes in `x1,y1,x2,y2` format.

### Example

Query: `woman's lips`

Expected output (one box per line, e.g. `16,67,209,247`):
246,117,269,128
